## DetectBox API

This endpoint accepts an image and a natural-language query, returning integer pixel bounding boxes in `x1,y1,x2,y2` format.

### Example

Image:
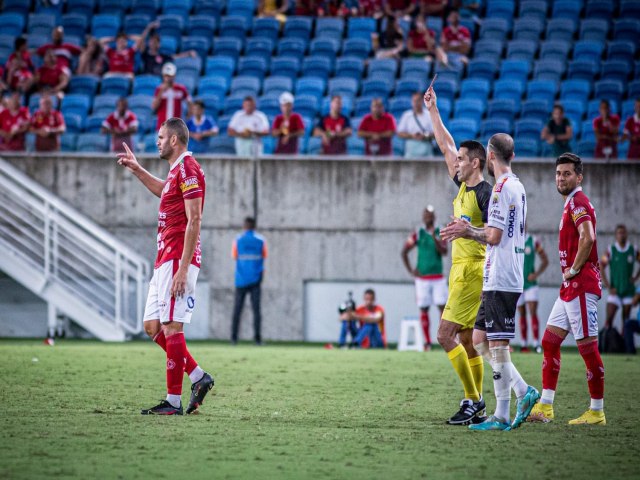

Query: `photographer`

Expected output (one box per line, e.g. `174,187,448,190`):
337,291,358,348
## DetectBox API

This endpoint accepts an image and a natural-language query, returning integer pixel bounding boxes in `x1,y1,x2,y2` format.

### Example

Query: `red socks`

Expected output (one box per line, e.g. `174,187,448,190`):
420,309,431,344
520,312,528,344
153,330,198,375
165,332,187,395
531,315,539,342
541,329,563,391
577,341,605,400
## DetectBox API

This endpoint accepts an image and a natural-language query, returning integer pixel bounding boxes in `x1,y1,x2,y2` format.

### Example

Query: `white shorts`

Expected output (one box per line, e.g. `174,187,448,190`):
606,294,633,307
143,259,200,324
415,276,448,308
516,285,540,307
546,293,600,340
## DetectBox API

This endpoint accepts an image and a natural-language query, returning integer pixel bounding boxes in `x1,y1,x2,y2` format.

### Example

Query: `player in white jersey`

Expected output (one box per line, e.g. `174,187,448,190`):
441,133,540,431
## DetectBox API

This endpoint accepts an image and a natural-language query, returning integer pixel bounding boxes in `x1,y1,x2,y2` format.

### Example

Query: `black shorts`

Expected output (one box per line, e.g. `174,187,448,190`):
474,291,521,341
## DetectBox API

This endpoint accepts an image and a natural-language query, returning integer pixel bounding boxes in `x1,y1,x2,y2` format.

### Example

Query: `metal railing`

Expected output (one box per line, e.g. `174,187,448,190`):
0,158,150,337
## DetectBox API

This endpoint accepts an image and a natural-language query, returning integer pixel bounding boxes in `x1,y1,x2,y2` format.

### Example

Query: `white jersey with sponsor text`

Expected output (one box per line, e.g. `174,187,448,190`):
483,172,527,292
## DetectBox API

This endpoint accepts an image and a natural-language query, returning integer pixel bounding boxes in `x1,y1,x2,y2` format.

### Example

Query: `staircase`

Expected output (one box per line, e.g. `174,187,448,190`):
0,158,150,341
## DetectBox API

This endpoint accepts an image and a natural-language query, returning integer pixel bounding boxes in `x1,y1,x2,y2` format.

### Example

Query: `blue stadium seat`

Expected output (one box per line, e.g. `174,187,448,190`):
368,59,398,80
320,95,353,116
219,15,249,40
61,94,92,117
622,99,636,121
294,95,319,119
389,97,412,118
91,14,120,38
193,0,223,19
28,13,56,36
2,0,32,15
347,17,376,39
269,56,300,82
335,57,365,80
487,99,518,123
576,139,596,157
546,18,577,43
594,80,625,104
251,17,279,42
601,60,632,84
620,0,640,17
539,41,572,62
316,17,345,38
61,133,78,152
238,56,269,80
245,38,275,59
361,79,393,98
0,13,25,37
585,0,615,18
436,98,452,120
394,79,423,98
448,118,479,142
101,76,131,96
27,33,49,50
277,39,307,63
579,18,609,43
629,80,640,100
552,1,583,22
607,41,636,64
493,79,524,105
526,80,558,105
69,75,100,96
354,96,384,117
198,75,229,97
560,79,592,102
486,1,516,22
209,135,236,154
513,17,544,41
132,74,161,95
99,0,128,15
77,133,109,152
392,137,405,157
29,94,60,113
342,38,371,60
175,71,197,93
467,59,498,82
573,41,604,63
515,118,545,139
226,0,256,23
302,56,332,80
309,38,340,65
521,99,551,123
143,132,158,152
454,98,486,123
0,35,11,50
534,59,566,82
567,60,601,81
518,0,547,20
257,95,281,117
157,14,185,42
400,59,431,80
67,0,96,16
206,55,235,78
460,78,491,99
473,39,503,62
213,38,243,60
92,94,120,115
347,135,365,155
295,77,326,100
506,40,538,61
480,17,510,41
187,15,216,39
284,16,313,41
131,0,159,14
614,19,640,47
263,76,293,97
433,77,458,102
64,113,84,133
124,14,152,35
85,113,107,133
515,138,540,157
499,60,531,85
581,119,596,139
562,99,587,125
175,56,203,77
306,136,323,155
328,77,359,98
161,0,191,21
197,93,222,117
223,94,246,115
481,117,512,137
182,36,211,58
127,94,154,116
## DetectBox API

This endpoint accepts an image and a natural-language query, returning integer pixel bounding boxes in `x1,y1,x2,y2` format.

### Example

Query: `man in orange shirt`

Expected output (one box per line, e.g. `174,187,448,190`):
350,289,386,348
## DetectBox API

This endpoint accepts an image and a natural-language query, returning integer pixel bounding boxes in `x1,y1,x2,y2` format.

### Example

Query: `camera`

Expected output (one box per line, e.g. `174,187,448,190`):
338,291,356,314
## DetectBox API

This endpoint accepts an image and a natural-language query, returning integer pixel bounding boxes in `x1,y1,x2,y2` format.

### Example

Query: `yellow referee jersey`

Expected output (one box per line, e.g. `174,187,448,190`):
452,175,492,264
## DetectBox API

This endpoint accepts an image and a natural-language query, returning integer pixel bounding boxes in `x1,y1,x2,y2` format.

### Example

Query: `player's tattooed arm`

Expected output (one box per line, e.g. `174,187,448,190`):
441,217,501,245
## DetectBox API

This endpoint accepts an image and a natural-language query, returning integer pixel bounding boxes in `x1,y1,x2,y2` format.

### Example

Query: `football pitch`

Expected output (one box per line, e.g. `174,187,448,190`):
1,340,638,480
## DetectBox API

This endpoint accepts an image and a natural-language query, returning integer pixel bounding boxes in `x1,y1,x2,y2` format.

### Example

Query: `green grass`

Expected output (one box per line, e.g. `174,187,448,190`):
0,340,638,480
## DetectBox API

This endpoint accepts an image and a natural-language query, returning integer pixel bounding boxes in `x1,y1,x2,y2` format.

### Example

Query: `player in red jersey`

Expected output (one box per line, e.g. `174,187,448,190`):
117,117,214,415
528,153,606,425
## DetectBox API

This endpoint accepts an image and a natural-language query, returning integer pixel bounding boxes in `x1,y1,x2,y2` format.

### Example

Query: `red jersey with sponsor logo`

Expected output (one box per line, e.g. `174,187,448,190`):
317,114,350,154
558,188,601,301
7,50,34,71
156,153,206,269
102,110,139,152
9,67,33,90
31,109,65,151
105,47,136,74
441,25,471,47
36,43,82,70
358,112,396,155
37,64,65,88
154,83,191,130
273,113,304,154
624,115,640,159
0,107,30,150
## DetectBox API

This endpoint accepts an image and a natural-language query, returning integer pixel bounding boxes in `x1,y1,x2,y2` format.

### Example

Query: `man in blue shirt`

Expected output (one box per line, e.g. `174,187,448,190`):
231,217,268,345
186,99,218,153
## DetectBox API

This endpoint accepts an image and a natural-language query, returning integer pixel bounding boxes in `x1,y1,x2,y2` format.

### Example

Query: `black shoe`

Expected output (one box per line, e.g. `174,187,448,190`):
141,400,183,415
186,373,214,414
447,396,485,425
471,397,487,424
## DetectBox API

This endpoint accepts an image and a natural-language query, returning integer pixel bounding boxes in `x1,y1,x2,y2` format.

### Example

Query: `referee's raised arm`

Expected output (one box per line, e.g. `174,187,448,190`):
424,87,457,179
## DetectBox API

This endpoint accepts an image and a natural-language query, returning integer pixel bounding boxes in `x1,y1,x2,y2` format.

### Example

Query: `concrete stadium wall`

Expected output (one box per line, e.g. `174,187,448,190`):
3,153,640,341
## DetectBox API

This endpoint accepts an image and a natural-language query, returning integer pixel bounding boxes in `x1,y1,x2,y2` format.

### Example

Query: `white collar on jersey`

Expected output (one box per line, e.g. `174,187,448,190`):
169,151,193,170
563,186,582,207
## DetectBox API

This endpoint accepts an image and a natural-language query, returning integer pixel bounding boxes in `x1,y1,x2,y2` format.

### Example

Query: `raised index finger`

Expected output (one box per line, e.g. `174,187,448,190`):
122,141,133,156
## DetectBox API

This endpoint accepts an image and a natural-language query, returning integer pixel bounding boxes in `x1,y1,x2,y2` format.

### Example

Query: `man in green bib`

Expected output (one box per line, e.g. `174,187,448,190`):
601,224,640,334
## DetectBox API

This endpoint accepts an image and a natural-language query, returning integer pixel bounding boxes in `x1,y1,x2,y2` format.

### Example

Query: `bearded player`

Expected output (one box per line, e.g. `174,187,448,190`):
117,118,214,415
528,153,605,425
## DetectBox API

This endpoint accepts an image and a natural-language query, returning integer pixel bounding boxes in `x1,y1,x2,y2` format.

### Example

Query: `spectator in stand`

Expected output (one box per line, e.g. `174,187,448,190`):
374,15,406,59
359,0,386,19
30,94,65,152
151,62,191,130
77,38,107,76
6,55,33,94
397,91,434,157
593,99,620,159
99,32,142,79
358,97,396,156
272,92,305,154
186,99,219,154
541,104,573,157
33,50,69,97
384,0,417,20
407,16,447,66
258,0,289,23
457,0,483,22
7,37,34,73
0,92,30,151
228,96,270,156
313,95,352,155
293,0,318,14
418,0,448,17
36,26,81,75
622,98,640,160
441,10,471,66
138,25,199,76
101,97,139,153
316,0,356,16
